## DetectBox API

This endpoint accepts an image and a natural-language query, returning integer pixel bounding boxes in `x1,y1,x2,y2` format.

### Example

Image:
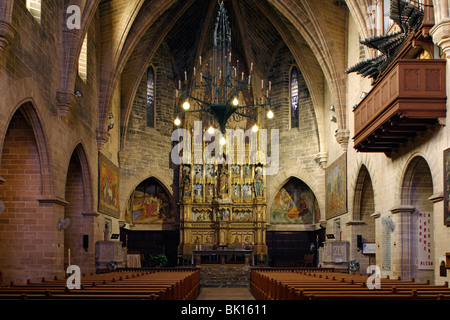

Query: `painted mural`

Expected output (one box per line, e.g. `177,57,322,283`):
125,178,172,224
325,153,347,219
270,178,315,224
98,152,120,218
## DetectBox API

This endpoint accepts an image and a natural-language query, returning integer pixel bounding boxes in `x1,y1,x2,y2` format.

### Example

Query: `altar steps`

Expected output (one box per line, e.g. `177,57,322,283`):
200,265,251,288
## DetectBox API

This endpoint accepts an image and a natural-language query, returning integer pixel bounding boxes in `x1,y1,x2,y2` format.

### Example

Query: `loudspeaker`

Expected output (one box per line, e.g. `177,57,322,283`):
357,235,363,250
83,235,89,252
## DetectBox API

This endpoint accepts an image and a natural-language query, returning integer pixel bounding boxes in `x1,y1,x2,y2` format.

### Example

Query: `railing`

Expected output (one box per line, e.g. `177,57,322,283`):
353,59,446,151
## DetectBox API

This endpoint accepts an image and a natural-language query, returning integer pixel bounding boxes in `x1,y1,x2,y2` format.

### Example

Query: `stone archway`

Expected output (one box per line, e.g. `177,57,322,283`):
63,144,96,275
0,104,55,284
349,164,376,273
122,176,178,267
395,156,434,283
267,177,321,267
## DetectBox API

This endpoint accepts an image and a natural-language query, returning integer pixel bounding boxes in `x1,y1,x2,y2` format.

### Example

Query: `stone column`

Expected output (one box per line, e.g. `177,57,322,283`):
430,4,450,128
335,129,350,152
390,205,415,280
371,212,381,273
428,193,444,283
0,1,15,52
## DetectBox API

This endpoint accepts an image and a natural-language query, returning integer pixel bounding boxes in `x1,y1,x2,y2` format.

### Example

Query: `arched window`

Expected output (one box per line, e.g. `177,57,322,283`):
26,0,41,23
78,35,88,82
146,66,155,127
290,66,299,128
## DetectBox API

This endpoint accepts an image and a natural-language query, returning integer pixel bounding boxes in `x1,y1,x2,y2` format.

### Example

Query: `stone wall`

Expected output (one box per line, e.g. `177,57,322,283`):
0,2,108,284
331,11,450,285
266,44,325,230
119,41,179,229
1,0,450,287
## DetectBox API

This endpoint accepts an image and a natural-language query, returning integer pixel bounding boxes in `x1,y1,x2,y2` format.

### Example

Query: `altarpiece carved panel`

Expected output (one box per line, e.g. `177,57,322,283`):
178,141,268,256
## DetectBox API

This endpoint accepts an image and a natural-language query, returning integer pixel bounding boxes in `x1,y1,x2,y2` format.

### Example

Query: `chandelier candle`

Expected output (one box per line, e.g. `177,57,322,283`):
173,1,273,136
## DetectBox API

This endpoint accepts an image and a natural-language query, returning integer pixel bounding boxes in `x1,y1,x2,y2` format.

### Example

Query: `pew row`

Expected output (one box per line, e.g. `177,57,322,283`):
250,269,450,300
0,269,200,300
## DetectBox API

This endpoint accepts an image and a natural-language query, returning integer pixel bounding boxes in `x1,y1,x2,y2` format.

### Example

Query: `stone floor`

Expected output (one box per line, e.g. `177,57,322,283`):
196,264,256,300
196,287,256,300
200,265,251,287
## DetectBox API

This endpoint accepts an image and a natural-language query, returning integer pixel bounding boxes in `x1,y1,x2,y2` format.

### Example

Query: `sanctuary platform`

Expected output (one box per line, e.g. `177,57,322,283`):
200,265,251,288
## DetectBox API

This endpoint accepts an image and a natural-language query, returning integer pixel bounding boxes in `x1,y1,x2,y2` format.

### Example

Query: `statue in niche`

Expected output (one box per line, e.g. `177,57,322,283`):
232,183,241,200
254,165,264,197
205,164,215,179
181,165,192,198
193,164,203,180
217,165,229,197
243,164,252,179
243,184,252,201
205,183,214,199
193,184,203,201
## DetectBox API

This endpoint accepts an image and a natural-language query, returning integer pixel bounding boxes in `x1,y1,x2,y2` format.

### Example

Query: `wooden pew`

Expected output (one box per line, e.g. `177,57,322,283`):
250,269,450,300
0,268,200,300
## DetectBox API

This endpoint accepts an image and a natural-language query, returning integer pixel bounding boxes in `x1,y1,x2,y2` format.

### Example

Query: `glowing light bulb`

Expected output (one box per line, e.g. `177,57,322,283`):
252,124,259,132
208,126,215,134
267,110,274,119
232,97,239,106
220,136,226,145
174,117,181,126
182,101,190,110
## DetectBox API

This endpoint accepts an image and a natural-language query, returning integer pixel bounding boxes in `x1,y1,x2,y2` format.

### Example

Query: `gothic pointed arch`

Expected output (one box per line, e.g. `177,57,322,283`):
124,176,176,226
352,164,374,221
270,177,320,225
0,102,55,284
63,142,96,274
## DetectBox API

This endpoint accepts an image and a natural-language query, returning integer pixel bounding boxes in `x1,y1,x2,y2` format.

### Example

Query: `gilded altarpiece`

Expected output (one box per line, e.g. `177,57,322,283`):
178,142,268,257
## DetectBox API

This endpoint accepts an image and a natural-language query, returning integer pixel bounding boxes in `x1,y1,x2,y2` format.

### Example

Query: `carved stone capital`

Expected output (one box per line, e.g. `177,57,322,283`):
390,205,415,215
38,196,69,207
0,20,15,52
335,129,350,152
430,18,450,57
428,192,444,203
314,151,328,169
82,210,99,217
96,129,110,150
56,91,78,118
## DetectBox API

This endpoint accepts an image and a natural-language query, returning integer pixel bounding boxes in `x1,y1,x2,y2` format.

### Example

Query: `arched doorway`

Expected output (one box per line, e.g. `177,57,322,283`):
351,165,375,273
267,177,321,267
63,144,95,275
0,105,52,284
399,156,434,282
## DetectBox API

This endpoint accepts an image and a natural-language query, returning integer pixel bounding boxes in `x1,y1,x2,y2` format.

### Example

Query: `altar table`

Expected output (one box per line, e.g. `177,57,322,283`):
192,249,254,266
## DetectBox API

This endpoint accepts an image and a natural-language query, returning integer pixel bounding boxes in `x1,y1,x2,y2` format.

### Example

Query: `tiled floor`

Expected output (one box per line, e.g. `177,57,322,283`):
196,287,256,300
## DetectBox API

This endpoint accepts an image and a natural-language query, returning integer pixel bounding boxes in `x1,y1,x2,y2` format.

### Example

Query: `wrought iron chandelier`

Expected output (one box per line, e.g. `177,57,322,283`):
173,0,273,142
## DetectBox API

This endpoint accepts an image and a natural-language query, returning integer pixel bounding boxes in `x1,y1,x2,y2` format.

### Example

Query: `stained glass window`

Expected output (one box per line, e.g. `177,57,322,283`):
290,66,299,128
146,66,155,127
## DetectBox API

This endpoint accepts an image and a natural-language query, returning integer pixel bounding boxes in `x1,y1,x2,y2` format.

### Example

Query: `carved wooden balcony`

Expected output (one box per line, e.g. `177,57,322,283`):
353,59,446,154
